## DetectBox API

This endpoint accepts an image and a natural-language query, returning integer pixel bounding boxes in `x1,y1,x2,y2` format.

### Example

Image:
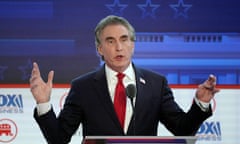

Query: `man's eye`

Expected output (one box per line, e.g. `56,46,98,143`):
107,40,114,43
121,37,129,42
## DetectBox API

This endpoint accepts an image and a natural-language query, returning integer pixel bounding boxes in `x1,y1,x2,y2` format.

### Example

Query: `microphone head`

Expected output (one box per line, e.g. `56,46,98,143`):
125,84,137,99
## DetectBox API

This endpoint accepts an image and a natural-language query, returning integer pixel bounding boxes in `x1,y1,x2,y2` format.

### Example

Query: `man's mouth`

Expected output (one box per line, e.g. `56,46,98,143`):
115,55,124,60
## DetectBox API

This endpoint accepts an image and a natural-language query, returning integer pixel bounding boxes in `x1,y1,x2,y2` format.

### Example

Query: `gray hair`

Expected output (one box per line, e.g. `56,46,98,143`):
94,15,136,48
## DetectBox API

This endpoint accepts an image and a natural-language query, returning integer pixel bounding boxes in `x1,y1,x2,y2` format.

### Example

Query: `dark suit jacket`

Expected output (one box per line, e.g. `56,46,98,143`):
34,64,212,144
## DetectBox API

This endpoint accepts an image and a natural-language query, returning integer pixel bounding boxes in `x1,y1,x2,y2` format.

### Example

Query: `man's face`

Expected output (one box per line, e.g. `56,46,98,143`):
97,24,134,72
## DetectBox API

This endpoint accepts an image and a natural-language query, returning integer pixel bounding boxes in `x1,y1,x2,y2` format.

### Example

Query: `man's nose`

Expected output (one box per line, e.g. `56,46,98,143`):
116,41,123,51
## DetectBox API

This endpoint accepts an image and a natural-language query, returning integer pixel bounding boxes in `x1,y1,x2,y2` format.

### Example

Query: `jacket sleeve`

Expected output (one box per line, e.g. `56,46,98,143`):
159,77,212,136
34,108,64,144
33,82,82,144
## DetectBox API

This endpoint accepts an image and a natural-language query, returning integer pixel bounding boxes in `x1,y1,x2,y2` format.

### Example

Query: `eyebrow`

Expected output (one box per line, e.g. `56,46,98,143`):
120,35,129,39
105,36,114,41
105,34,129,41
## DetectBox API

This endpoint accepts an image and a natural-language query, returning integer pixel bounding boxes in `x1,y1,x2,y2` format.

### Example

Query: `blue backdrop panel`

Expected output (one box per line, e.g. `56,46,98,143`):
0,0,239,84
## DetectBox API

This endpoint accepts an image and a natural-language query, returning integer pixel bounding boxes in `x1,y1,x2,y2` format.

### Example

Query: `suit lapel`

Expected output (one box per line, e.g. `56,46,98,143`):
127,66,147,134
135,68,146,112
93,66,124,132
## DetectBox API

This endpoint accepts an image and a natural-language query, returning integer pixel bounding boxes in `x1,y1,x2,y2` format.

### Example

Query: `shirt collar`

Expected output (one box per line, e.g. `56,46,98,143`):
105,63,135,81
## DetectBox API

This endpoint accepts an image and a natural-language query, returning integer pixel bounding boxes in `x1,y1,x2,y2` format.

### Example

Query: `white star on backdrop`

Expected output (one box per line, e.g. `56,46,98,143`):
18,59,33,80
169,0,192,19
138,0,160,19
105,0,128,16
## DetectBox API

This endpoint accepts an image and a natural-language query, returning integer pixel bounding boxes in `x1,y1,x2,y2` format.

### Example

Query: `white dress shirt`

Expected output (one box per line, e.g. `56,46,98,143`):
105,63,136,134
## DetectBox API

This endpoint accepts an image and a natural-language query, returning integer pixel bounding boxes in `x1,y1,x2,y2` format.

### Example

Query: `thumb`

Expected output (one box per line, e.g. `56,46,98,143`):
213,88,220,94
47,70,54,87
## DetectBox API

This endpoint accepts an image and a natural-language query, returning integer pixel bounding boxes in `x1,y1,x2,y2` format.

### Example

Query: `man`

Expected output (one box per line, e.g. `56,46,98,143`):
30,15,220,144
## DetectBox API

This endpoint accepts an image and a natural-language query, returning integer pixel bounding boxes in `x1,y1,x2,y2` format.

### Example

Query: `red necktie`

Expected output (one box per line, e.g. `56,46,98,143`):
114,73,126,129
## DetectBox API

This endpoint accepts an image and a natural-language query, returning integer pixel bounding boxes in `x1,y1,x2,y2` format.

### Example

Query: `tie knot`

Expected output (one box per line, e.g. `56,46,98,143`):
117,73,125,81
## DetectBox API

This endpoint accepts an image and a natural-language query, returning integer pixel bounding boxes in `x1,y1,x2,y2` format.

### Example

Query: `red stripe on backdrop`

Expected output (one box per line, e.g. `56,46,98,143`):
0,84,240,89
170,84,240,89
0,84,70,88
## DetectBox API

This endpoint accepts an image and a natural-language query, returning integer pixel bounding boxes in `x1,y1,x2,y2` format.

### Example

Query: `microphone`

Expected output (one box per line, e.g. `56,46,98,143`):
125,84,136,109
125,84,137,135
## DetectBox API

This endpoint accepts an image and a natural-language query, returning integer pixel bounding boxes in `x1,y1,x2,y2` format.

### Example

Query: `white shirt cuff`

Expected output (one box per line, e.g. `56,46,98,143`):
194,97,210,112
36,102,51,116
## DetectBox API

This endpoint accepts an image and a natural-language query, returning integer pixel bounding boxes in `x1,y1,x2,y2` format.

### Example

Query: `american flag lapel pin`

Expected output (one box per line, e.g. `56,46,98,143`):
140,77,146,84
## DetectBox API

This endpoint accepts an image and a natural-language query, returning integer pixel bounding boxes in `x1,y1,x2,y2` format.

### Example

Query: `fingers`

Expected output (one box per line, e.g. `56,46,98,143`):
200,74,220,94
196,74,220,102
30,62,40,84
208,74,216,84
30,63,39,83
199,74,219,93
203,74,216,90
213,89,220,95
47,70,54,87
31,62,41,77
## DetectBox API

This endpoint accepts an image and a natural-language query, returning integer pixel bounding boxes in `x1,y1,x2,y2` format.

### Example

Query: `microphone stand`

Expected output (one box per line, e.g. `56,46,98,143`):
126,84,136,136
130,97,136,136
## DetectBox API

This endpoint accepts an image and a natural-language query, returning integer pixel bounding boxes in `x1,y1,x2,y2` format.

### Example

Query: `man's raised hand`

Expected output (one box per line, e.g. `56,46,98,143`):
196,74,220,103
29,62,54,104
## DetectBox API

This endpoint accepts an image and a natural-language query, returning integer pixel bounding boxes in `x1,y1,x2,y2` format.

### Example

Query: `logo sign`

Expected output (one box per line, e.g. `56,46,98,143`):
0,119,18,143
196,121,222,141
0,94,24,113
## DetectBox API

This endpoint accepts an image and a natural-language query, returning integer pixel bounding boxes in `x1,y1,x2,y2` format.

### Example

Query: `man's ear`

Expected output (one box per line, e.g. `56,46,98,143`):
131,42,135,54
97,46,103,55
